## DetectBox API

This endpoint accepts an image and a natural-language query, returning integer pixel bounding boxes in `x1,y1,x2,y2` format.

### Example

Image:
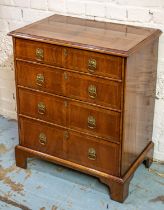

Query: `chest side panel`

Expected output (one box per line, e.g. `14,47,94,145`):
121,39,159,176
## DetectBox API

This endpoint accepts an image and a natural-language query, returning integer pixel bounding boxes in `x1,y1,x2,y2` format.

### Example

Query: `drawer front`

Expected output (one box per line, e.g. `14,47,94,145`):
19,117,119,176
15,39,63,67
18,89,120,142
67,131,119,176
15,39,123,79
18,88,67,126
67,72,122,110
16,61,122,110
16,61,65,95
68,101,120,142
63,47,123,79
19,117,65,159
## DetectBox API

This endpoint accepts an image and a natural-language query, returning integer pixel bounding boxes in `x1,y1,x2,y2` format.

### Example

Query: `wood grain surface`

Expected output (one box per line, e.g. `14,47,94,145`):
9,14,161,56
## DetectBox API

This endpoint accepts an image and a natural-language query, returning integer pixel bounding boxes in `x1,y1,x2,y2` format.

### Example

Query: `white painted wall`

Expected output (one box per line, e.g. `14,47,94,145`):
0,0,164,161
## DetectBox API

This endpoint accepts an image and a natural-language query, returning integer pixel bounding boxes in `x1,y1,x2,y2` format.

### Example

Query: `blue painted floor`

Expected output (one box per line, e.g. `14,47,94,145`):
0,116,163,210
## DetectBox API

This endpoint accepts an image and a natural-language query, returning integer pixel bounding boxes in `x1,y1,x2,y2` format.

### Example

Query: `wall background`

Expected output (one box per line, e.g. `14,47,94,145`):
0,0,164,161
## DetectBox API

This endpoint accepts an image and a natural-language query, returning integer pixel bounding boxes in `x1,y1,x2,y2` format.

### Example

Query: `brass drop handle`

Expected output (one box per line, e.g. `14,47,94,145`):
36,48,44,61
88,85,97,99
88,58,97,73
63,131,69,140
39,132,47,145
38,102,46,115
36,73,44,86
88,148,96,160
88,115,96,129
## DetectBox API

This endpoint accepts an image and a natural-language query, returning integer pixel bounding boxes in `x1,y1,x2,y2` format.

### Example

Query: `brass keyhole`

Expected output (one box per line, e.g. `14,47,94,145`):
63,131,69,140
64,101,68,107
64,72,68,80
64,48,68,57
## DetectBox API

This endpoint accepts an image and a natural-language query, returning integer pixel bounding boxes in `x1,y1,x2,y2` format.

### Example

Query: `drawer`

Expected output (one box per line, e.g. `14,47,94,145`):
18,88,121,142
16,61,65,95
63,47,123,80
19,117,120,176
15,39,123,79
67,71,122,110
18,88,67,126
19,117,65,159
15,39,63,67
16,61,122,110
68,101,121,142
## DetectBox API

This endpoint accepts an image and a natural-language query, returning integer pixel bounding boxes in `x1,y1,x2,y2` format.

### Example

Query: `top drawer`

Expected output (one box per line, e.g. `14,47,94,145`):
15,39,123,80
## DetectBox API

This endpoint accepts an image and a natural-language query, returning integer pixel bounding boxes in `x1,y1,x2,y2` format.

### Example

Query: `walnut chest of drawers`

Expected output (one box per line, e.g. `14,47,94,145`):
9,14,161,202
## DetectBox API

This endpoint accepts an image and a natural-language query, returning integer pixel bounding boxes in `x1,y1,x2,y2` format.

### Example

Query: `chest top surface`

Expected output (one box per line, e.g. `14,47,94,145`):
9,14,161,56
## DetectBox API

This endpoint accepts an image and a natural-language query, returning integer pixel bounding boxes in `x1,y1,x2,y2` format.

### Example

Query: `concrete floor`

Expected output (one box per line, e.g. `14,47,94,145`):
0,116,163,210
